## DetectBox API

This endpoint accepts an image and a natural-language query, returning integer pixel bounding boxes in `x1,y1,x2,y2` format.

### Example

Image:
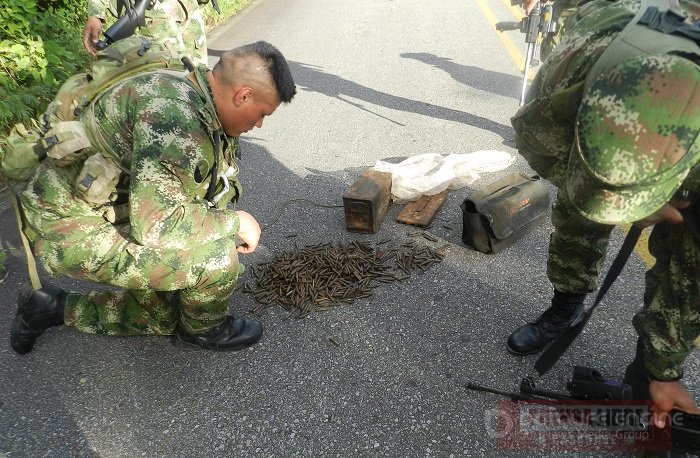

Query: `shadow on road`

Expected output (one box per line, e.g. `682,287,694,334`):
208,49,515,145
400,52,522,101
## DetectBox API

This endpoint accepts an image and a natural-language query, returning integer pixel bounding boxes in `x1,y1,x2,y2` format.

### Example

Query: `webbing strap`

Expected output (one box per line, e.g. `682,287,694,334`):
534,225,643,376
8,187,42,290
681,202,700,241
186,68,223,205
639,6,700,41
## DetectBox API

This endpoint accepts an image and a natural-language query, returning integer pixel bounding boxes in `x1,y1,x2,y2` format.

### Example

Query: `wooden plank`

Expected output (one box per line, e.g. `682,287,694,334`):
396,190,449,227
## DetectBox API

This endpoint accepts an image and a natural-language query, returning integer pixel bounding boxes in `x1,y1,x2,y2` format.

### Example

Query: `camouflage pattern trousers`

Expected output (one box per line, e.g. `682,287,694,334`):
139,0,208,66
635,219,700,380
548,190,614,295
33,220,242,336
548,193,700,379
524,143,616,295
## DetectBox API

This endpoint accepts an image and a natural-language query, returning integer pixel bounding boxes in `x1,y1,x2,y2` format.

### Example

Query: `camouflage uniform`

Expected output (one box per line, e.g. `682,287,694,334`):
88,0,208,65
512,0,700,380
539,0,594,62
20,66,244,336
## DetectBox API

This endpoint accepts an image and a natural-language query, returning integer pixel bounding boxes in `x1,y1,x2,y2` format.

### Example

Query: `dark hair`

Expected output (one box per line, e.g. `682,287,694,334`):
227,41,296,103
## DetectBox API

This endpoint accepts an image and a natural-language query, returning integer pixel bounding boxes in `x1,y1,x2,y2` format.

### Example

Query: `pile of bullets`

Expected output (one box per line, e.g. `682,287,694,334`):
243,238,447,318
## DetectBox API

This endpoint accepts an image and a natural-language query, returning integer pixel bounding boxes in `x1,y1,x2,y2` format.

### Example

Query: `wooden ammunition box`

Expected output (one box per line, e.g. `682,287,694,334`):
343,170,392,233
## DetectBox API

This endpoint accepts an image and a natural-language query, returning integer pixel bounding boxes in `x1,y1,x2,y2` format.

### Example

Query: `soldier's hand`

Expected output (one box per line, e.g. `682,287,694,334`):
633,201,690,228
235,210,261,254
83,16,103,57
649,380,700,428
523,0,540,15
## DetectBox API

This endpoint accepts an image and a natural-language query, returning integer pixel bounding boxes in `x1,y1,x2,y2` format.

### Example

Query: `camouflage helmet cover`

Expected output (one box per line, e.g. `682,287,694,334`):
567,54,700,224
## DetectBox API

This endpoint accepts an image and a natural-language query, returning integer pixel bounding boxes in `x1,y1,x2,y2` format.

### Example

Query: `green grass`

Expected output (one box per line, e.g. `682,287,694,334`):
204,0,252,29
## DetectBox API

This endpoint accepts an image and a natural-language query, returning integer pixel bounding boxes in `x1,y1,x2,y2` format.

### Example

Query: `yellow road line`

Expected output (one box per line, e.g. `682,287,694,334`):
499,0,527,20
474,0,525,71
631,226,655,268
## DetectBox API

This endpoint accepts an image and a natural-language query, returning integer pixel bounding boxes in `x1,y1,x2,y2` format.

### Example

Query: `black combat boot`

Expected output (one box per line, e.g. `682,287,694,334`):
172,316,263,351
10,284,66,355
506,290,586,355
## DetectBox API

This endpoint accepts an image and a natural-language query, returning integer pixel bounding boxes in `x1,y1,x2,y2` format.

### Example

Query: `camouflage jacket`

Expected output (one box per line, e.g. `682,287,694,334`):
512,0,700,193
21,66,242,251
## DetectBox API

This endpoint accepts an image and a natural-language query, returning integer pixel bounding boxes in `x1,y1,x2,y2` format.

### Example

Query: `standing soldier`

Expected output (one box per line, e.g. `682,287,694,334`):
82,0,209,65
506,0,700,424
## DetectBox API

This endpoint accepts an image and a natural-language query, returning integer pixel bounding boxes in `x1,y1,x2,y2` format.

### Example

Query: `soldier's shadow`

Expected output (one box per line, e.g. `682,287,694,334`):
400,52,522,100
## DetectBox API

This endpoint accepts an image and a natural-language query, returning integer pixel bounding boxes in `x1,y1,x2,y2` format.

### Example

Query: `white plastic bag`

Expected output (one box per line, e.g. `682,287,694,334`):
373,150,515,201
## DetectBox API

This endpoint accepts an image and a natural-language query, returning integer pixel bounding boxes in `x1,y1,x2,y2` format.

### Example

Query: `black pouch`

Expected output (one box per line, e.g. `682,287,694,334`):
461,173,550,253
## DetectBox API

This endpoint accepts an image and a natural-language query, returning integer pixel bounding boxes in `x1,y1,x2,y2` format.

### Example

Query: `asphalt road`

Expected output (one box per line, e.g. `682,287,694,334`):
1,0,698,457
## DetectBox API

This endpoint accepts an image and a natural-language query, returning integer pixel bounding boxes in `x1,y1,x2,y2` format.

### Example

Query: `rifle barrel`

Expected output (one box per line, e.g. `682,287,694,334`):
465,382,535,401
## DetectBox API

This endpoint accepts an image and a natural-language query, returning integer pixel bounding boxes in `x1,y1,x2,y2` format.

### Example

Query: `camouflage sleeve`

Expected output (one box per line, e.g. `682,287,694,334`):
128,96,240,250
87,0,108,18
633,223,700,381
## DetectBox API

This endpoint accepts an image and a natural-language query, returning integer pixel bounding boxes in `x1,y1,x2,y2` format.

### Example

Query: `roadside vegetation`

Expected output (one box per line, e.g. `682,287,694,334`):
0,0,250,134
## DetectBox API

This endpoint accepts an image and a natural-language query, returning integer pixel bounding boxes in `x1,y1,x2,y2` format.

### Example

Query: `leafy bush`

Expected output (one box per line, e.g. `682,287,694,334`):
0,0,251,135
0,1,90,132
202,0,252,27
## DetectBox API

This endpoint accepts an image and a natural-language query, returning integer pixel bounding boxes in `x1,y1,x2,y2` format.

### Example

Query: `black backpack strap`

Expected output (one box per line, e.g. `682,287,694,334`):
639,6,700,41
681,201,700,241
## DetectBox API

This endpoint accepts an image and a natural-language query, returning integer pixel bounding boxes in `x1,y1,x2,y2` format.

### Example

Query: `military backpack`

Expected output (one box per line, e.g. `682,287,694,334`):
0,36,186,182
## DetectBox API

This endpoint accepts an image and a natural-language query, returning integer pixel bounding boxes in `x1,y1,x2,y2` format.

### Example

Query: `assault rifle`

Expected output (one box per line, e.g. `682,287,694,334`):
96,0,154,50
466,366,700,455
467,365,632,401
496,0,557,105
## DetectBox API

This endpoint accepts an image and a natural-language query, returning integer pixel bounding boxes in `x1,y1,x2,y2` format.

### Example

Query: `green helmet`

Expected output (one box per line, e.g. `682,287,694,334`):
566,54,700,224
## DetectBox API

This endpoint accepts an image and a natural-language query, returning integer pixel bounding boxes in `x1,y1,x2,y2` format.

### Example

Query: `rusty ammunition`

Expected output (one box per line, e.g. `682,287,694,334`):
243,240,446,318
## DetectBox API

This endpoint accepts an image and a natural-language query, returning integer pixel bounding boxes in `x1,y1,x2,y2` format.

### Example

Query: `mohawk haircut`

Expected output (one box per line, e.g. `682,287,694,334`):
214,41,297,103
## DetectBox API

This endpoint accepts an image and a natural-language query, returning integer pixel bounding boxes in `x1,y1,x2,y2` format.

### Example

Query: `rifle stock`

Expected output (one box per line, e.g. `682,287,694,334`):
673,410,700,453
465,366,700,453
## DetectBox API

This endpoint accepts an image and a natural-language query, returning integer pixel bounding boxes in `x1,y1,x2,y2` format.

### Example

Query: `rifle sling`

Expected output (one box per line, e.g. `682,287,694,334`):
8,186,42,290
534,225,643,376
535,200,700,376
